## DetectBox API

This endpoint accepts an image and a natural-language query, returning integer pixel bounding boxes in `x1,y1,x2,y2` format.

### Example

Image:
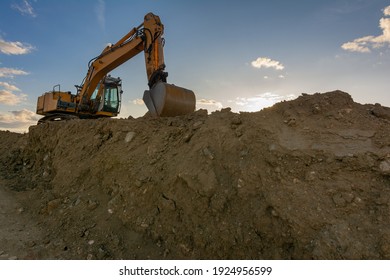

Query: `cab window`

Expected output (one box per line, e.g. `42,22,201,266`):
103,87,119,112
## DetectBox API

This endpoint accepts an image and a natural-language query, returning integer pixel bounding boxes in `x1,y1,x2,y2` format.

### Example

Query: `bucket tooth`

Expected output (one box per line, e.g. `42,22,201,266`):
143,90,158,116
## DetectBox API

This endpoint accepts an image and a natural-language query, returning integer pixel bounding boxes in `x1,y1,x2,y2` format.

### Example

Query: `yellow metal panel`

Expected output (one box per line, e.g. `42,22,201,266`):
95,111,115,117
36,95,45,114
42,93,59,112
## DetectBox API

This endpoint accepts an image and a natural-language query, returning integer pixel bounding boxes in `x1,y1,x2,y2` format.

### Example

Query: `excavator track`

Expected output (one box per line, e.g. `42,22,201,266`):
38,113,79,124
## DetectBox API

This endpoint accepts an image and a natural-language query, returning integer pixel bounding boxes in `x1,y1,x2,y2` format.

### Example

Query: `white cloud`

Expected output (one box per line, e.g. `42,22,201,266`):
0,67,29,78
229,92,296,112
341,5,390,53
0,38,35,55
0,109,39,132
197,98,223,110
11,0,37,18
132,98,144,105
251,57,285,70
0,81,26,105
384,5,390,16
0,89,27,105
341,39,371,53
95,0,106,30
0,82,21,92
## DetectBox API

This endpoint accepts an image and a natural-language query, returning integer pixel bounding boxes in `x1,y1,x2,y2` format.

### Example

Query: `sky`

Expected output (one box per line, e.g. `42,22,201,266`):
0,0,389,132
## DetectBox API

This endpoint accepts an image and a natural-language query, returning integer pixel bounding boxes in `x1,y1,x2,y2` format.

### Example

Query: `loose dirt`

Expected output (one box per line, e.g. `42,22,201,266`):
0,90,389,259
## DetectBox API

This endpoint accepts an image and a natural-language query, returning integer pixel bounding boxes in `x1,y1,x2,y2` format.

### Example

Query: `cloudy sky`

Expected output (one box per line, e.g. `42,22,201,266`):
1,0,389,132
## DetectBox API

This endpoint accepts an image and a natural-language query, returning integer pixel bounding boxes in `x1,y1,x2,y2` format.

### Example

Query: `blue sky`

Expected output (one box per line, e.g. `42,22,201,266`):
0,0,389,132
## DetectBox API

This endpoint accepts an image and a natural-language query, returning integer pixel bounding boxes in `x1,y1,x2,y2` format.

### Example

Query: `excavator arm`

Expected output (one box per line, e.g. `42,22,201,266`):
77,13,195,117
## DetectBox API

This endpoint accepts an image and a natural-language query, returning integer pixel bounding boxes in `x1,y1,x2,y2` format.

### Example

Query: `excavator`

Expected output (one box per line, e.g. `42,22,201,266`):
36,13,196,123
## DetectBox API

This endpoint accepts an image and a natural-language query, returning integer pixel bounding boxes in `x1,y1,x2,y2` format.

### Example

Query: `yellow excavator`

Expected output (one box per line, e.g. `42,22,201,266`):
36,13,196,123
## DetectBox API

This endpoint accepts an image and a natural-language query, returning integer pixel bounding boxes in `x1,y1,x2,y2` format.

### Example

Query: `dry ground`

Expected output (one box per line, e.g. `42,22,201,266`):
1,90,389,259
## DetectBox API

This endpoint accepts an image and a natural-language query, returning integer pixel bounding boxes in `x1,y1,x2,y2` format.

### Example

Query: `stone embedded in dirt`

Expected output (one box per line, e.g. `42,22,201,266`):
47,199,62,214
379,159,390,175
124,131,135,143
371,103,390,120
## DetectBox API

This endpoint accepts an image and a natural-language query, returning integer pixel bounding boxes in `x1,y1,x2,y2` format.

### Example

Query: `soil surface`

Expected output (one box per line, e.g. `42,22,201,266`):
0,90,389,259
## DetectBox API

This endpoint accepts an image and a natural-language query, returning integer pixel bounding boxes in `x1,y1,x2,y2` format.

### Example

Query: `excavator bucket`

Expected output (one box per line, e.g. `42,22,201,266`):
143,82,196,117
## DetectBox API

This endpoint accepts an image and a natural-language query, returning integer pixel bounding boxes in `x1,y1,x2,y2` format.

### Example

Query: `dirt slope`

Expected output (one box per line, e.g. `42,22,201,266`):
1,90,389,259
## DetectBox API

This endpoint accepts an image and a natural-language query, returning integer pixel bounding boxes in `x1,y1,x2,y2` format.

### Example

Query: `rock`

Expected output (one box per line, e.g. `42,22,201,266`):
193,121,203,129
87,200,99,210
305,171,317,181
342,192,355,203
47,198,62,213
202,147,214,160
183,132,193,143
134,179,143,187
125,131,136,143
379,159,390,175
371,104,390,120
231,115,242,125
26,241,36,248
235,128,243,137
332,193,346,207
284,118,296,126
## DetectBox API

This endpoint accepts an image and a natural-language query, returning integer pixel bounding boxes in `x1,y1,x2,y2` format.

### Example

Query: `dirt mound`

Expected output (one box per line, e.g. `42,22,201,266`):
1,90,390,259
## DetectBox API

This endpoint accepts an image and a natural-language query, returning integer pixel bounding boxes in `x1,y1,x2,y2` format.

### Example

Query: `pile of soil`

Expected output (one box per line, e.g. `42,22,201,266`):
0,90,389,259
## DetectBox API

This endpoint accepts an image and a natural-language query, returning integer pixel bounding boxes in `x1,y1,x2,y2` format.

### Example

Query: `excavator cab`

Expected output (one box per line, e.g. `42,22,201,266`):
100,76,122,115
89,76,122,116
